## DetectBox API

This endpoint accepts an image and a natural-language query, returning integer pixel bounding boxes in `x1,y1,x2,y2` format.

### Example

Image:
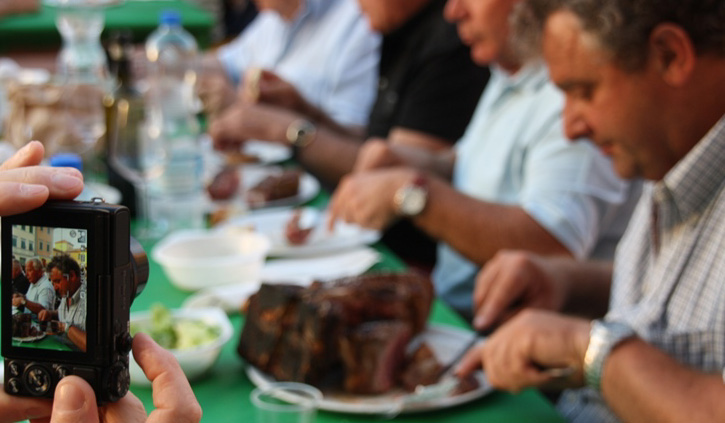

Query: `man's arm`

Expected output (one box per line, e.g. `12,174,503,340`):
416,176,573,263
66,324,87,353
602,338,725,423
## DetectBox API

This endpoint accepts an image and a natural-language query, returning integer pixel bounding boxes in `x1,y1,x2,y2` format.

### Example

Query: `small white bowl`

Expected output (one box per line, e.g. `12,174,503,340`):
129,307,233,386
152,229,271,291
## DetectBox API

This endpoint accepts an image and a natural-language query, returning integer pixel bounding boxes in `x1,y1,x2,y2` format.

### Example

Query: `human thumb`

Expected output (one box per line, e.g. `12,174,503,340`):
50,376,100,423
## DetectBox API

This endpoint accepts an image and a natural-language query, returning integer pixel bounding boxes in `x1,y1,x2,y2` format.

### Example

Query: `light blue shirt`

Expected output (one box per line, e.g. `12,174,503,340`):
216,0,381,127
433,63,637,317
26,274,55,312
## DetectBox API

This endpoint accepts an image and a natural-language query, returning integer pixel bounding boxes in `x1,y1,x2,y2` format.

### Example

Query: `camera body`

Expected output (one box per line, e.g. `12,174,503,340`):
2,200,147,403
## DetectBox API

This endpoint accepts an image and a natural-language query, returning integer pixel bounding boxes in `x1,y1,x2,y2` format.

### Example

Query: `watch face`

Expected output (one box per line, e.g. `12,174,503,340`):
399,186,426,216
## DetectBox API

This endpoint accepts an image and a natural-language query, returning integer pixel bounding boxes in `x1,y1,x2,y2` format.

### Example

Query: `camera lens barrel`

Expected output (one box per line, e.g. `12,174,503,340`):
129,237,149,300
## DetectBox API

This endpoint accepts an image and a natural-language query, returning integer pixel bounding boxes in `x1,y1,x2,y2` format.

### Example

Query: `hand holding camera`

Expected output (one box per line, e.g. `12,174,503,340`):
0,141,201,422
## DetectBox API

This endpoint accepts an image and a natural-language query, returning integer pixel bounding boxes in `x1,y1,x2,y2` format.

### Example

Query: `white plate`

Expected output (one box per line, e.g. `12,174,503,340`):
202,136,291,166
204,165,320,214
245,325,491,415
218,207,380,257
13,333,47,343
241,166,320,210
242,140,292,164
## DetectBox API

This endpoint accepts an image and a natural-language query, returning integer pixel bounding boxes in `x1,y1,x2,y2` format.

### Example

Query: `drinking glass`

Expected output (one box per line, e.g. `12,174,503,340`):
251,382,322,423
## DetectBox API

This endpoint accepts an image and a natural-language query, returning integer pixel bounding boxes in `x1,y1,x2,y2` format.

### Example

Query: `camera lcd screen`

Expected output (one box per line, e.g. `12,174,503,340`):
9,224,89,353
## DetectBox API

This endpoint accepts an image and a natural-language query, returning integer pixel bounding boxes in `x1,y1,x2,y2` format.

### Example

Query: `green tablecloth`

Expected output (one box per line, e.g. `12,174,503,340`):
127,192,566,423
0,0,214,53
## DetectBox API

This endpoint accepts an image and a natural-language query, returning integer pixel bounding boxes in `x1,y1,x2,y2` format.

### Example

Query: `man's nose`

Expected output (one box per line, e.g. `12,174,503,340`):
444,0,463,22
563,103,591,141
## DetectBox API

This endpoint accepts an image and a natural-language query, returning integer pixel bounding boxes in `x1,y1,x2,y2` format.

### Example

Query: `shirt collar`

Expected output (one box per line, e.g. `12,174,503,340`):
490,61,548,93
653,113,725,220
483,61,548,111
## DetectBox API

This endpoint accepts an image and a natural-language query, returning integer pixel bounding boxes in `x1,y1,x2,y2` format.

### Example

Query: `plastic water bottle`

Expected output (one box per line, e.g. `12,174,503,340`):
49,153,121,204
145,10,204,231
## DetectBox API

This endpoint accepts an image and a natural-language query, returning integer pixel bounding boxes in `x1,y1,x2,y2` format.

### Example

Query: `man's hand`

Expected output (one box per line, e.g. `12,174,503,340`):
12,293,26,307
352,138,405,172
457,310,590,392
471,251,568,331
328,167,415,231
209,102,298,151
0,141,83,215
242,69,306,112
49,333,201,423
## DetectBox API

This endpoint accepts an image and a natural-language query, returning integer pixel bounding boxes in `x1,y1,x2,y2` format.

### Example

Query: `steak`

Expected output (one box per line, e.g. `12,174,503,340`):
238,272,434,394
246,170,301,207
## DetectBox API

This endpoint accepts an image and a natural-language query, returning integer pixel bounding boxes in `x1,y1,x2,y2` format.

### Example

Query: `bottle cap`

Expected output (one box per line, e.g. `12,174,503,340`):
49,153,83,171
159,10,182,26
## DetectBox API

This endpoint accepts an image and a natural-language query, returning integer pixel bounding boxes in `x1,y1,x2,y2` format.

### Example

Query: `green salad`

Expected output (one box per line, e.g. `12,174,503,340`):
131,304,222,350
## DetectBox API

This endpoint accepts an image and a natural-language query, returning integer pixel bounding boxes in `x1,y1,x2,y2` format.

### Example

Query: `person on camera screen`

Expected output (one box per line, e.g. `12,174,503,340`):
12,257,55,318
38,254,87,352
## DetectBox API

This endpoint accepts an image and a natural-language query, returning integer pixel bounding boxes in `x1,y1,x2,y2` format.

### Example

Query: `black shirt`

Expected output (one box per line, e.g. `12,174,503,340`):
367,0,490,266
366,0,489,142
13,273,30,295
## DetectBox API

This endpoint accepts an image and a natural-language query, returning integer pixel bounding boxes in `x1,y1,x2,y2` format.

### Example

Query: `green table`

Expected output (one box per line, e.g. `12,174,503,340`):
128,193,566,423
0,0,214,53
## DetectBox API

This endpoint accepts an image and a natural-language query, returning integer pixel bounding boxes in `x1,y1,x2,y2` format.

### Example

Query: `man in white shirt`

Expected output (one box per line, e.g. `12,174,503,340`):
12,258,54,316
198,0,380,128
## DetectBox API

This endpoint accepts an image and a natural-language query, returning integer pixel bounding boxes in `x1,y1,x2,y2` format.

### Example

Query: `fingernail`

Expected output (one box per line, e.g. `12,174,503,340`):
51,173,83,190
20,184,48,197
473,314,489,330
56,383,86,412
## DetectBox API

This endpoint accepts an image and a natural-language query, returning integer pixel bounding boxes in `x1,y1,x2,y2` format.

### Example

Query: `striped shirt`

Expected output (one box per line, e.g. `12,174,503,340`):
558,114,725,422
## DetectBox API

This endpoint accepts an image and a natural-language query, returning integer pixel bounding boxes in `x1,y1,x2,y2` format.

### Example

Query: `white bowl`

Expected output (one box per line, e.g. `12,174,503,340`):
152,229,271,291
129,307,233,386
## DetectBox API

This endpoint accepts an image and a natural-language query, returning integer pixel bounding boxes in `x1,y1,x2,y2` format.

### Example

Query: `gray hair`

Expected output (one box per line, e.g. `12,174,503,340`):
512,0,725,71
26,258,43,272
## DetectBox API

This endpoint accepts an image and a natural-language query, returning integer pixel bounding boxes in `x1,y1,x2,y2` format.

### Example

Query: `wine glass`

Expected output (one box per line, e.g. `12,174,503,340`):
108,120,170,240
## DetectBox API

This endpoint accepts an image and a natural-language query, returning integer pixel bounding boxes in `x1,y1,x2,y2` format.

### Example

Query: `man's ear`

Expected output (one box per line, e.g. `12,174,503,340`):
649,23,696,86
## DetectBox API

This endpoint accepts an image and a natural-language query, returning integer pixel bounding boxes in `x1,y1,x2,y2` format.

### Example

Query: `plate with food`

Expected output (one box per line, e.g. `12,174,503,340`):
245,324,491,415
12,333,47,343
218,207,380,257
205,165,320,212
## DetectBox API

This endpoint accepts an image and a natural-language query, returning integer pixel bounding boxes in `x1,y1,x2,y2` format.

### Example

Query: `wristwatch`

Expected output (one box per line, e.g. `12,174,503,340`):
285,119,317,149
583,319,636,391
393,173,428,217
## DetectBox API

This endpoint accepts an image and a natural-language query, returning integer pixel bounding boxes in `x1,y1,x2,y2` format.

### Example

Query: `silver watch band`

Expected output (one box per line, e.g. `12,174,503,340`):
583,320,636,391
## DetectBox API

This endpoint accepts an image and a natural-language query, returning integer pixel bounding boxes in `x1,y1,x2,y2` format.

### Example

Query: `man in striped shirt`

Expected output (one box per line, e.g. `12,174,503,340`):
457,0,725,422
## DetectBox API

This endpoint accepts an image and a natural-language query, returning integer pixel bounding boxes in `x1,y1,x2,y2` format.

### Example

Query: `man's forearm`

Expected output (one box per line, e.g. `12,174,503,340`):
414,180,571,265
603,337,725,423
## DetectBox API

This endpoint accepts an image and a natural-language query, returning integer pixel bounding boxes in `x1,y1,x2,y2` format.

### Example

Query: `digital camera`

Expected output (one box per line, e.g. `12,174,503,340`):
2,199,148,403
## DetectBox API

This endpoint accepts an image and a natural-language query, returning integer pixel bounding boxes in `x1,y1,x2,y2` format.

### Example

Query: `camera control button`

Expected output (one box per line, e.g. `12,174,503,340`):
7,378,22,394
54,365,70,380
117,333,134,354
7,361,22,377
23,364,52,396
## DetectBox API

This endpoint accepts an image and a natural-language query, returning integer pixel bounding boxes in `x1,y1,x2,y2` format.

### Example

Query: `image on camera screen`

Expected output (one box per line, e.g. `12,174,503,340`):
9,224,88,353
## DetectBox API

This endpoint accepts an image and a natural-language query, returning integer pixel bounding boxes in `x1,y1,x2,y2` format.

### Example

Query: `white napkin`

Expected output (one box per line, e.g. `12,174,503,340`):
183,247,381,312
